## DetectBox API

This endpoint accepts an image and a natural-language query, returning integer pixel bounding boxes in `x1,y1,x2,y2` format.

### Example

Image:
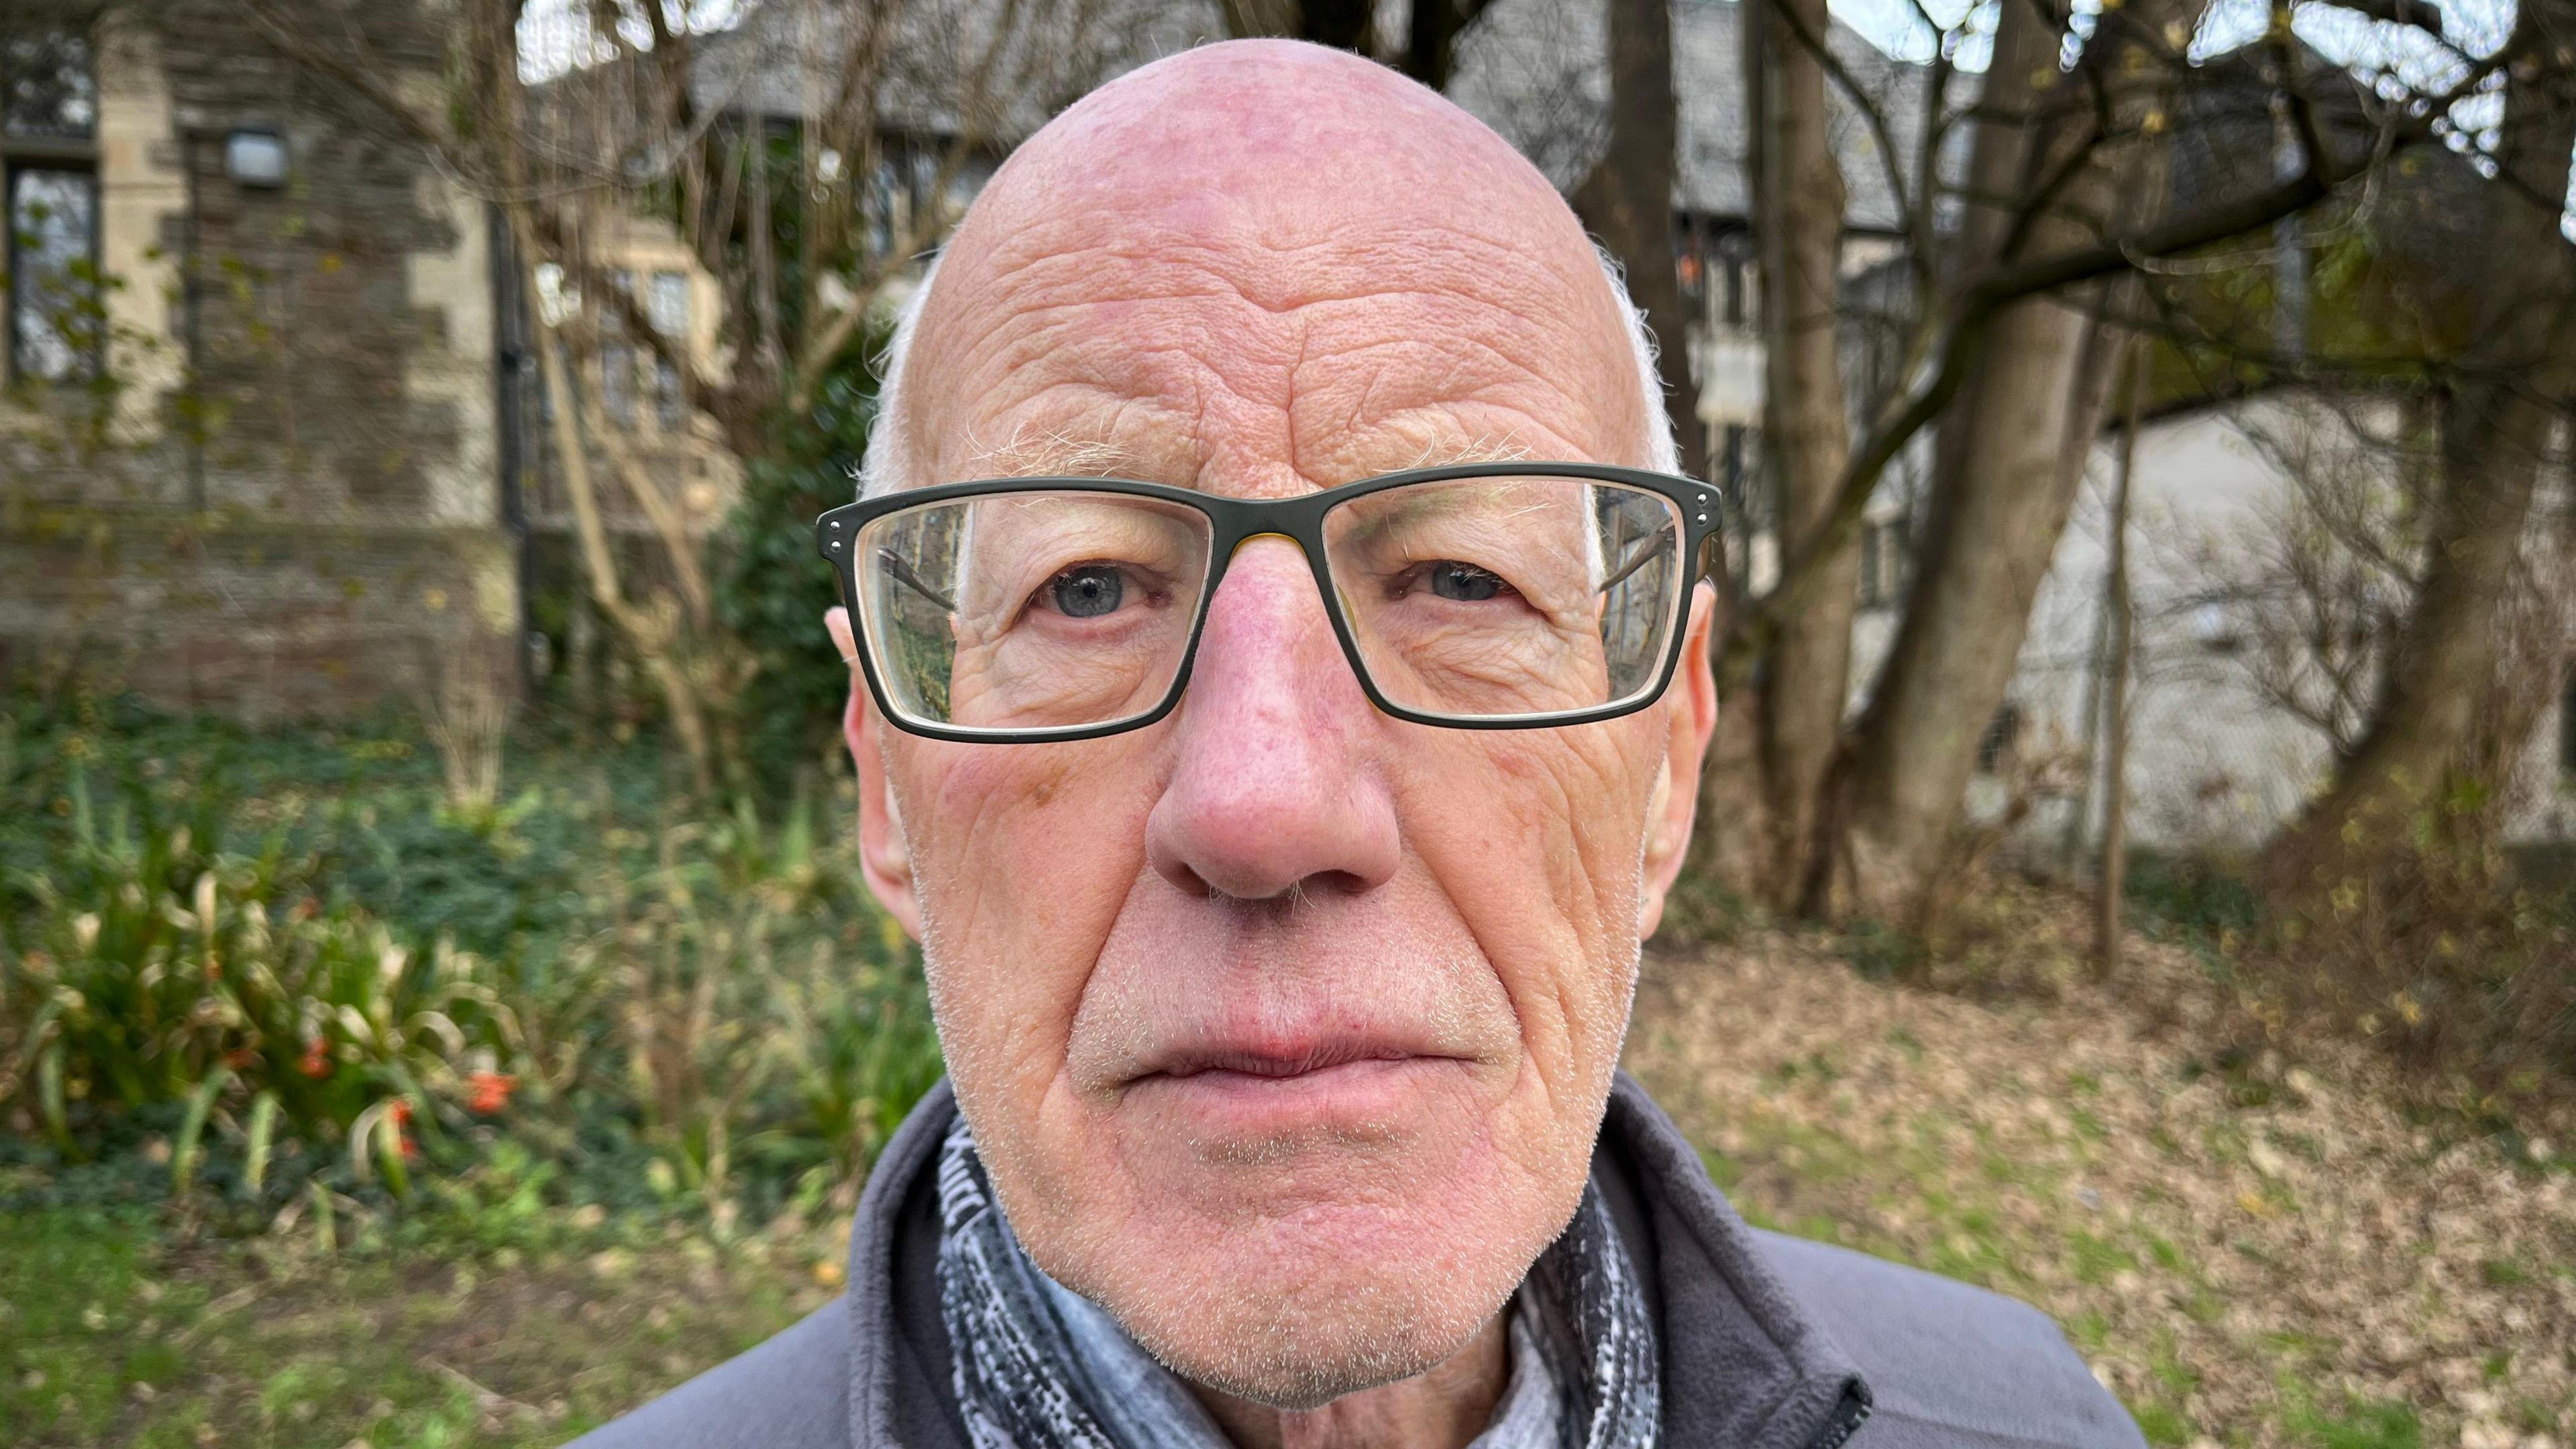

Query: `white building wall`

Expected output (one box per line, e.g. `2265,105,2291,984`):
1957,392,2576,855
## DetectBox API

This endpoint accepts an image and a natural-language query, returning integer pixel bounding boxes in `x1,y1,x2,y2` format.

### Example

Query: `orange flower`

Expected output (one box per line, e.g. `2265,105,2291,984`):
299,1038,331,1078
464,1071,518,1116
388,1097,419,1158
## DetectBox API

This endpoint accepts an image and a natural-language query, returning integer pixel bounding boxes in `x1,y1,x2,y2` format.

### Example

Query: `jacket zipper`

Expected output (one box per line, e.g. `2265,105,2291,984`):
1798,1381,1873,1449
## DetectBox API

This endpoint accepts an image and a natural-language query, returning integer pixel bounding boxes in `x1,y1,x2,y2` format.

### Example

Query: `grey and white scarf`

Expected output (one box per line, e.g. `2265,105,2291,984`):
934,1115,1659,1449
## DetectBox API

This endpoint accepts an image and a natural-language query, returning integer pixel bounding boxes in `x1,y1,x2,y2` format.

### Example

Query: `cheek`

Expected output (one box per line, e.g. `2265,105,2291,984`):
1396,722,1660,1067
893,741,1163,1105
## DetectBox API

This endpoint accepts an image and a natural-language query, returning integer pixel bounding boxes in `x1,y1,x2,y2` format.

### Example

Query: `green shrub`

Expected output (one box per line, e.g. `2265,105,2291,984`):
1,769,513,1198
714,360,882,796
0,702,943,1230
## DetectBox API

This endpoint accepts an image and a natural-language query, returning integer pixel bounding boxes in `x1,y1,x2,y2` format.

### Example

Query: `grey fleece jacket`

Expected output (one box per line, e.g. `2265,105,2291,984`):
569,1074,2145,1449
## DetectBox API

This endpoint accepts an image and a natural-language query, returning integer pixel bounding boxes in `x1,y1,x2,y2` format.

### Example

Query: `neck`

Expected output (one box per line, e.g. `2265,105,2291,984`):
1185,1313,1512,1449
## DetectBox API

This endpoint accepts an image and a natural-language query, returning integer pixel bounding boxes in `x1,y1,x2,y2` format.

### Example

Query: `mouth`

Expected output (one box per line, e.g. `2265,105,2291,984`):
1146,1042,1431,1081
1121,1038,1477,1136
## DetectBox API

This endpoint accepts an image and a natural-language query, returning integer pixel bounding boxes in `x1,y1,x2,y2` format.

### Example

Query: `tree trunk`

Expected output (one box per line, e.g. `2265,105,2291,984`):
2259,384,2557,893
2259,15,2576,897
1746,0,1860,910
519,230,720,795
1572,0,1711,487
2094,344,2145,979
1821,0,2180,925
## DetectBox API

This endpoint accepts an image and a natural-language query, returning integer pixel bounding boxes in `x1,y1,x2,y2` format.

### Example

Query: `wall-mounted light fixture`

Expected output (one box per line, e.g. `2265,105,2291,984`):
225,130,288,187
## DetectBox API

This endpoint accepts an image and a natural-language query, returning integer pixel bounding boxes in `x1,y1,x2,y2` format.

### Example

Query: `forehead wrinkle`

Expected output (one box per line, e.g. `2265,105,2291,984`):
916,209,1617,414
904,45,1652,496
927,281,1617,488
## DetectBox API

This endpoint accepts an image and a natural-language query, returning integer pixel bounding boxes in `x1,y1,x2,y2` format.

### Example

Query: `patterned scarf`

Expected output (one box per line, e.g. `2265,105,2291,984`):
934,1115,1660,1449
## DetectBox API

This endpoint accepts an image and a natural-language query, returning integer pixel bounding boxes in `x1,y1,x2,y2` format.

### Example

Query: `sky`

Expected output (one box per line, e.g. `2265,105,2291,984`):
1828,0,2511,117
519,0,2526,162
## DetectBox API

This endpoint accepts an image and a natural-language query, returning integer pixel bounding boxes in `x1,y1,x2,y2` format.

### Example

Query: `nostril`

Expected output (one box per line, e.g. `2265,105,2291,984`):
1152,853,1214,899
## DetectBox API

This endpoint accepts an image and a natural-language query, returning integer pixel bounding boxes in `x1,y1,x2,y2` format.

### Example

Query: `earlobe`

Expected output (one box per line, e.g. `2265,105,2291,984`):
830,607,926,942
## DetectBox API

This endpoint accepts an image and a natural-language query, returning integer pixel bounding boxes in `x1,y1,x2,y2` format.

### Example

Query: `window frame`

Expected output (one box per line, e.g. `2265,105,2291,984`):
3,23,103,390
5,154,103,386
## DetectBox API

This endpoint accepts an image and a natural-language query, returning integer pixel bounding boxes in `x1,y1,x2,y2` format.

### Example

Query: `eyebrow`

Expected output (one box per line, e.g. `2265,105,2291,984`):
963,429,1152,481
953,426,1544,488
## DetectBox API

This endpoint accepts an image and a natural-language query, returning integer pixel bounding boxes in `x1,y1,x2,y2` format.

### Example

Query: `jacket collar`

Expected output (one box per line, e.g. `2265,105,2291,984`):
844,1074,1867,1449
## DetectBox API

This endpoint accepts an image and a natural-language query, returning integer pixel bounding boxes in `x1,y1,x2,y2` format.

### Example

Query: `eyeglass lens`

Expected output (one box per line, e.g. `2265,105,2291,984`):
853,477,1685,734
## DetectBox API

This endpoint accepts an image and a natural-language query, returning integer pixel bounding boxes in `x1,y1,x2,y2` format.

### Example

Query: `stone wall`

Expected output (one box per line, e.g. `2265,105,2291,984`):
0,0,519,720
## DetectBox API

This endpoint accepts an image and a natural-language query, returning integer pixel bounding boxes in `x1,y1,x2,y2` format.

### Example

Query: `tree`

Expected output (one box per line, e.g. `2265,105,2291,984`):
2259,0,2576,895
1821,0,2188,924
241,0,1175,787
1218,0,1495,89
1569,0,1712,488
1705,0,2534,930
1739,0,1860,910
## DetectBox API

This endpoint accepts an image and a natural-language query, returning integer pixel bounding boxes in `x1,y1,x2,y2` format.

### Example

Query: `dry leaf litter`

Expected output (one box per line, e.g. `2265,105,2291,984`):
1625,925,2576,1448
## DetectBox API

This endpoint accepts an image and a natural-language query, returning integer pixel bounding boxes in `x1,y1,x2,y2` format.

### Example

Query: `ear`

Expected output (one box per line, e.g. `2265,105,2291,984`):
1635,582,1719,940
829,606,925,942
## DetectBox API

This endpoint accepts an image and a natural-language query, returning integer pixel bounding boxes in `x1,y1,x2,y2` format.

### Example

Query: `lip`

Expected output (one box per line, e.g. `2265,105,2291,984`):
1142,1041,1433,1081
1120,1040,1474,1137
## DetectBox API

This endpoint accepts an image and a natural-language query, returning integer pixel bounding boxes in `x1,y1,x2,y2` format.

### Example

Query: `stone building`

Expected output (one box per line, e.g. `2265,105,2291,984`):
0,0,1193,724
1,3,519,720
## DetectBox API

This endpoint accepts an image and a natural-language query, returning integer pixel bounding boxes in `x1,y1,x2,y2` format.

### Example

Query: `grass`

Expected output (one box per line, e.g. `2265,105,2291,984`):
2,1205,839,1446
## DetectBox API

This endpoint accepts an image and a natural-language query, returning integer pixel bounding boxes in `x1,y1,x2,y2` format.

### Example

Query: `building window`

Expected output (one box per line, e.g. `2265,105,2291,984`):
653,355,684,433
598,270,636,429
7,166,98,382
646,270,688,339
3,31,95,140
4,30,99,386
646,270,688,433
1977,700,2023,775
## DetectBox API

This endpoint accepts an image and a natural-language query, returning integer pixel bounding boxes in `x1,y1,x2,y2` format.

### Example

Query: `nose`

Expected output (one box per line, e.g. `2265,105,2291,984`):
1144,539,1402,902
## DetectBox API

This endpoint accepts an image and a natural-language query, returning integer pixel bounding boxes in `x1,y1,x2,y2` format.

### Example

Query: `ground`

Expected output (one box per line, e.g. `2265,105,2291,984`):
1629,928,2575,1449
8,926,2572,1448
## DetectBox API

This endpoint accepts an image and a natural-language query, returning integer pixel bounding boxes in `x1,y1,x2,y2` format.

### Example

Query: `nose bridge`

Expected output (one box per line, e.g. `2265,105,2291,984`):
1197,532,1339,693
1225,528,1307,566
1147,523,1397,902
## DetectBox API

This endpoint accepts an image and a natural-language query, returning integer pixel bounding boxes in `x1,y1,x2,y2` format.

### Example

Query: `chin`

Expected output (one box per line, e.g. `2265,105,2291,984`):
1074,1209,1517,1411
1010,1118,1577,1411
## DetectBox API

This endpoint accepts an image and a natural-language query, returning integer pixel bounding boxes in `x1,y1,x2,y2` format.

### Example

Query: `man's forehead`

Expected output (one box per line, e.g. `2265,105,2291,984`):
895,42,1650,494
960,421,1542,488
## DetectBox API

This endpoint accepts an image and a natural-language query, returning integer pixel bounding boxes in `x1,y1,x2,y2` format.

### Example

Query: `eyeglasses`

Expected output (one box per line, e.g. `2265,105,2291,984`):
814,463,1719,743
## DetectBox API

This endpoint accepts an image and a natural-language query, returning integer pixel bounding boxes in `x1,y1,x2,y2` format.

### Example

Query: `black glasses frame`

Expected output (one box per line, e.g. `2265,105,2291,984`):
814,462,1721,743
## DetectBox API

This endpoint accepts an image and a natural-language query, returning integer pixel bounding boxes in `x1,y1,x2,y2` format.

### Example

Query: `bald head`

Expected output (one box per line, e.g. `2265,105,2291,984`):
865,39,1670,498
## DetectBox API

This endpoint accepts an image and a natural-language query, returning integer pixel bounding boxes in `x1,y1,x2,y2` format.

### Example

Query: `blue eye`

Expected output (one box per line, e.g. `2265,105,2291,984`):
1427,561,1504,601
1050,565,1126,617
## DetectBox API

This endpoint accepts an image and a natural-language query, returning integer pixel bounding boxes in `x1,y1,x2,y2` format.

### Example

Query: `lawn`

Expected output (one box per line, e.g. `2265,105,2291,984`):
3,1202,840,1446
